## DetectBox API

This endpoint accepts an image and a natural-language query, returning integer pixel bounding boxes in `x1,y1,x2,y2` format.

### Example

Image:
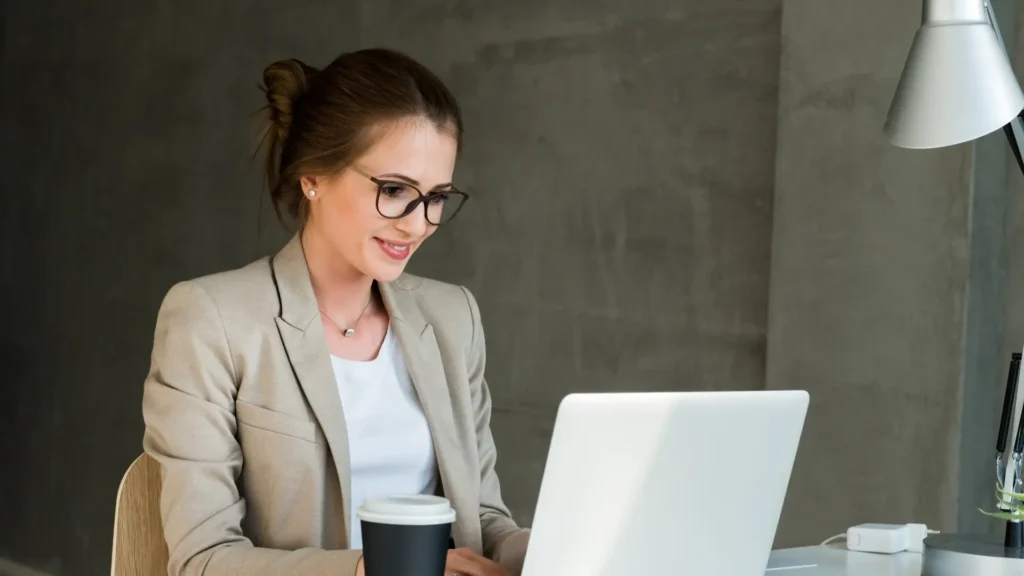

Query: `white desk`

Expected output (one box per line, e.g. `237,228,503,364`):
767,544,922,575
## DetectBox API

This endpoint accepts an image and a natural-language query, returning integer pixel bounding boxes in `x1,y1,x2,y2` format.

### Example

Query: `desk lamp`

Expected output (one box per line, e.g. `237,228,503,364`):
885,1,1024,574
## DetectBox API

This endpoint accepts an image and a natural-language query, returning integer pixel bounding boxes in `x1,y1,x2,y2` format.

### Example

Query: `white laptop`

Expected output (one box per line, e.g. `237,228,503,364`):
520,390,809,576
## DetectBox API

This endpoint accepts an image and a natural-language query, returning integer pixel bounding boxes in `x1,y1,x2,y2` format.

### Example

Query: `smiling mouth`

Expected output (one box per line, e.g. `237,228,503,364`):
378,240,409,251
375,238,412,260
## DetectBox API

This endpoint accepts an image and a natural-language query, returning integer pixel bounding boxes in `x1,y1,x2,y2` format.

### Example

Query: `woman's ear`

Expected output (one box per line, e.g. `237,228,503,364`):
300,175,319,194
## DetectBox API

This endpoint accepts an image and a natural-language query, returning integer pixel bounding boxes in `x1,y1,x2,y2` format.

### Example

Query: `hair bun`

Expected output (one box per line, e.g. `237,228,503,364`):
257,48,463,227
261,59,320,143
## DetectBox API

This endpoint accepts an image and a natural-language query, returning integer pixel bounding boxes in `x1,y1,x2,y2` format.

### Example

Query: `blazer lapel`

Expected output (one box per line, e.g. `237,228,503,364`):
269,236,478,551
380,280,478,550
270,235,354,545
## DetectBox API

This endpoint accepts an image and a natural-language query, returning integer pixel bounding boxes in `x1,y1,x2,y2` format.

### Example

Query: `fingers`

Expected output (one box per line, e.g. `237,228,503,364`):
445,548,508,576
446,549,484,576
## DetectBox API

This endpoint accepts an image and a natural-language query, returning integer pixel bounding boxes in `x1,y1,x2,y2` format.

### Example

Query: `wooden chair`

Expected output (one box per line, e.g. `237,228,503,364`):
111,453,169,576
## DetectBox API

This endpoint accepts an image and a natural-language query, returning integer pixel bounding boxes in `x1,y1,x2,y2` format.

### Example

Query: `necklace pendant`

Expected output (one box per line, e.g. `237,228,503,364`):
342,328,356,337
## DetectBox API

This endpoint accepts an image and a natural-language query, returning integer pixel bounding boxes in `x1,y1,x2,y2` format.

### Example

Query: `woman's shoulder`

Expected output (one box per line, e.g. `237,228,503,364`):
391,272,464,300
391,273,481,313
389,273,483,341
158,255,279,328
192,255,276,299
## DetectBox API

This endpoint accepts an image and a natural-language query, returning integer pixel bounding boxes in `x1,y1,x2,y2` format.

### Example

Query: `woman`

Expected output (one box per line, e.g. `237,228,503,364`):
141,48,529,576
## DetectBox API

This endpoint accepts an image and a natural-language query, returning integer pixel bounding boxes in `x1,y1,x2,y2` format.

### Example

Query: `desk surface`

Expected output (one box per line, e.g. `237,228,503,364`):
768,545,921,575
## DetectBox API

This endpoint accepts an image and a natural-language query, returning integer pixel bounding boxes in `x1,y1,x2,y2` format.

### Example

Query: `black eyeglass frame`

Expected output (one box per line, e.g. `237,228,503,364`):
349,165,470,225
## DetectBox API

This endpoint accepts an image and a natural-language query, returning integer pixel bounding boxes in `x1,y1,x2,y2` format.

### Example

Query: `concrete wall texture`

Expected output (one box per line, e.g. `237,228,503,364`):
1010,2,1024,410
769,0,1024,543
1,1,1022,575
375,0,783,528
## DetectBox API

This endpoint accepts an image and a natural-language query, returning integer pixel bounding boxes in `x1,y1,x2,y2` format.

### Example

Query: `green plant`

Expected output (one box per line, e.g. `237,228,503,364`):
979,483,1024,521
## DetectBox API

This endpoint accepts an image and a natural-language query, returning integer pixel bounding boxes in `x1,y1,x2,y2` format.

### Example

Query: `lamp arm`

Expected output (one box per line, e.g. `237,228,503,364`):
1001,117,1024,176
985,1,1024,175
986,0,1010,55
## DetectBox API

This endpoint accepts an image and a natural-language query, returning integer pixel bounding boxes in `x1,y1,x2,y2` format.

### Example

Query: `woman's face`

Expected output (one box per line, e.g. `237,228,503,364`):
302,117,458,282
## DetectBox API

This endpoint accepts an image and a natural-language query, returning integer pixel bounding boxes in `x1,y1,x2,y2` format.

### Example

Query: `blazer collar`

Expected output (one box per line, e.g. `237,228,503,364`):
272,234,319,331
271,233,428,335
270,235,471,546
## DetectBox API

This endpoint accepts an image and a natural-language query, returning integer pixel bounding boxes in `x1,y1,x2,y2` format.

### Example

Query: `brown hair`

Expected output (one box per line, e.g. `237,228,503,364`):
259,48,463,225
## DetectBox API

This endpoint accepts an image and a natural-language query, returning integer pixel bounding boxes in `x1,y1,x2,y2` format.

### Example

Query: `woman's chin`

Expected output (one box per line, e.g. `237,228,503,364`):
365,260,409,284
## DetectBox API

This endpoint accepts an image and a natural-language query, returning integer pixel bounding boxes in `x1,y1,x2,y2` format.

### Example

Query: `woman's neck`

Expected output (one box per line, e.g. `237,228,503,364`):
301,227,375,317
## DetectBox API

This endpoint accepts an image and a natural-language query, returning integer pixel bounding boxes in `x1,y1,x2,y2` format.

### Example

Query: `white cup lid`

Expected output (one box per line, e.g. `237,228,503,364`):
357,495,456,526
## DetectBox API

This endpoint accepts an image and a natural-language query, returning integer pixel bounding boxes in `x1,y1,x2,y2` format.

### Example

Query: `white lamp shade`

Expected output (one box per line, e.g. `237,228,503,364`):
885,4,1024,149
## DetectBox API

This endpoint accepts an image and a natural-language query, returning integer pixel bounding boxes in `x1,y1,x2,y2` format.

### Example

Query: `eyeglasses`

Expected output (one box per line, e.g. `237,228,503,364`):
349,165,469,226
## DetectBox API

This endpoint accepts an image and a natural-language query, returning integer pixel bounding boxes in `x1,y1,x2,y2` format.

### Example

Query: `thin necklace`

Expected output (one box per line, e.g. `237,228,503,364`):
319,294,373,338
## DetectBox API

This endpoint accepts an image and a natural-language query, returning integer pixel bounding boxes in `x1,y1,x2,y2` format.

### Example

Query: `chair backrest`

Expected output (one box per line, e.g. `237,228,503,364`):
111,453,169,576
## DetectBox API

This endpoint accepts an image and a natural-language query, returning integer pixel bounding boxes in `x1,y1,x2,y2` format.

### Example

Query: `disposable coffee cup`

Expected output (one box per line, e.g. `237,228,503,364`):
357,495,456,576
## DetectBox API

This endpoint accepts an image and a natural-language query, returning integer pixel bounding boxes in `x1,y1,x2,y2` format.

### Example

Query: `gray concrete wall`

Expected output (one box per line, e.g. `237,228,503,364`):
1009,2,1024,401
768,0,1024,545
381,0,784,527
1,1,358,573
767,0,974,544
957,0,1017,539
1,1,781,574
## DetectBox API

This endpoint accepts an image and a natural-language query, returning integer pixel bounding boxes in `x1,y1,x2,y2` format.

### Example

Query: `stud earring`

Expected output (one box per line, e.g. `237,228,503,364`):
308,189,317,198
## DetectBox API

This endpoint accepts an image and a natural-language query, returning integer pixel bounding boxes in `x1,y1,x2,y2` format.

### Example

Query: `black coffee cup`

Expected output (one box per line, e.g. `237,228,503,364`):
357,495,456,576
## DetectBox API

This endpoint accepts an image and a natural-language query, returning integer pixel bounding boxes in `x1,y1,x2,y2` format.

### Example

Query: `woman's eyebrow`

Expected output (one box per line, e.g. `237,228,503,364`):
379,173,453,190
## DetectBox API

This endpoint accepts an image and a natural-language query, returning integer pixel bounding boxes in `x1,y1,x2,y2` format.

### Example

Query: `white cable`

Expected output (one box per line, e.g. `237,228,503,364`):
905,523,937,553
819,533,847,547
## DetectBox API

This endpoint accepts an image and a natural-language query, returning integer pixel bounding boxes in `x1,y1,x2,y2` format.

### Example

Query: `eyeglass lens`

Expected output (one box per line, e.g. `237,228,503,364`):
377,182,464,224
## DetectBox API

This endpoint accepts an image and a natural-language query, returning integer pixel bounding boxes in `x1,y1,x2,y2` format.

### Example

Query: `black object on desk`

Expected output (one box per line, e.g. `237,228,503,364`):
998,355,1022,455
998,353,1023,549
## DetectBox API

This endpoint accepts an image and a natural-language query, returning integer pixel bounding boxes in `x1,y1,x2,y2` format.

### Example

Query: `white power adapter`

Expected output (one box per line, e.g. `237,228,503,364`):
843,523,932,554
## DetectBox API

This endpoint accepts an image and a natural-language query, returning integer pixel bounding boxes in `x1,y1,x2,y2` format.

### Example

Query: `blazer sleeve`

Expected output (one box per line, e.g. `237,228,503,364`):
142,280,363,576
461,286,531,574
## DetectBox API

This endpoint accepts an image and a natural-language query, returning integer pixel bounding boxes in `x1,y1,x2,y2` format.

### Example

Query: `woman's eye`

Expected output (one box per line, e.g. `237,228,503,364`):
380,184,406,197
427,192,449,204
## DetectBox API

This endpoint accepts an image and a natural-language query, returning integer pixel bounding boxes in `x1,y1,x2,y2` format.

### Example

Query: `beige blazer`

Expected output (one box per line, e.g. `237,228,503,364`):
142,235,529,576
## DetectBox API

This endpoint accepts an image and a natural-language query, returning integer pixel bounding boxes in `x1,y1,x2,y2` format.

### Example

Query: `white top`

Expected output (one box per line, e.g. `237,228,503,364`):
331,326,438,549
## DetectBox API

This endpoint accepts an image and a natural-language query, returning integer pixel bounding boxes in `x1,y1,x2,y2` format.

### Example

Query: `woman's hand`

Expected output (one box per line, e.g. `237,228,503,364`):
445,547,509,576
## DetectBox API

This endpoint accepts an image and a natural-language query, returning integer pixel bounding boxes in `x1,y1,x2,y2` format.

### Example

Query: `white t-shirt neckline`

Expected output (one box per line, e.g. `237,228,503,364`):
331,325,439,550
